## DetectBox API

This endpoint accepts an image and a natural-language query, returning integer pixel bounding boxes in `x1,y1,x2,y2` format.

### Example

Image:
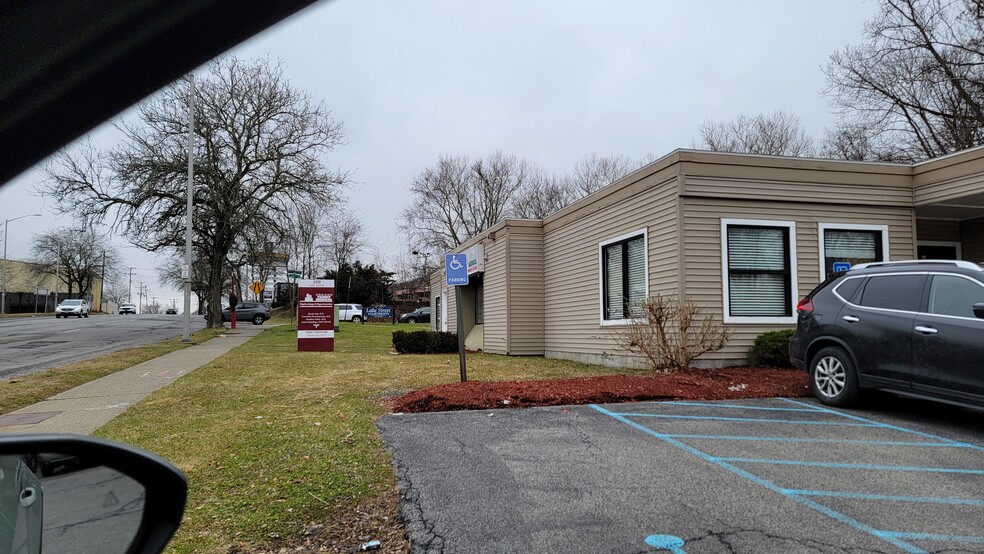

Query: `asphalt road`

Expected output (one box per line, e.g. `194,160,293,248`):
0,314,206,379
378,397,984,554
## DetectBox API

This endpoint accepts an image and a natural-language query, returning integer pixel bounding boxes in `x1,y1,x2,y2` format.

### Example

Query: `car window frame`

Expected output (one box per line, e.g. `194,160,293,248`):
922,272,984,321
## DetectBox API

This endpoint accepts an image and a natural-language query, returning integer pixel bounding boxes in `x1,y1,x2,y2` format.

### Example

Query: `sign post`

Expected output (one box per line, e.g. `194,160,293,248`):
297,279,335,352
445,254,469,382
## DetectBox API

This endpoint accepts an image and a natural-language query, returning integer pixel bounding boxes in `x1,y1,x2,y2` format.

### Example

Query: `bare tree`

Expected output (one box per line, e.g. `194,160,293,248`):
322,210,366,273
824,0,984,161
697,111,815,157
511,167,573,219
43,56,350,327
400,151,532,252
568,153,638,196
30,227,122,299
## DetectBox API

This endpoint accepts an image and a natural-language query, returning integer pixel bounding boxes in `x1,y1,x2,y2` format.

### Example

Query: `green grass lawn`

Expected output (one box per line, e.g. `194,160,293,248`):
96,322,627,553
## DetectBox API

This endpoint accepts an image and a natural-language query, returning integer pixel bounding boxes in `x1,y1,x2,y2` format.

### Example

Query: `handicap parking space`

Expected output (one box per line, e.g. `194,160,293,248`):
379,398,984,553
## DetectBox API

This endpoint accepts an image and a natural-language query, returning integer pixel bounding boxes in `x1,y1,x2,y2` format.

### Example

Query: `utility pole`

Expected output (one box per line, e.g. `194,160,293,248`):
182,73,195,342
128,267,133,303
98,250,106,313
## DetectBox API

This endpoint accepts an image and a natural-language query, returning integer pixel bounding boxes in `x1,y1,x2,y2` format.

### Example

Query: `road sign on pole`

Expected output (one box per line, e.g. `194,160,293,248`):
249,280,264,295
445,253,469,382
446,254,468,286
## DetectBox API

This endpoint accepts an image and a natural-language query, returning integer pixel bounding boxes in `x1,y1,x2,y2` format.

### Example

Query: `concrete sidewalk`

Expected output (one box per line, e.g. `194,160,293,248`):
0,326,266,435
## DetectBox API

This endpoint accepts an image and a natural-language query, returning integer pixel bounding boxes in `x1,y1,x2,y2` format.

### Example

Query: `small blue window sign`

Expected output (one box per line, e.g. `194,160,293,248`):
832,262,852,272
446,254,469,286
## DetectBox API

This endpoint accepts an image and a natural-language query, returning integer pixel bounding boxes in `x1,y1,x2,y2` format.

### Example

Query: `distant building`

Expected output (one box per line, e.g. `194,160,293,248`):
1,259,104,314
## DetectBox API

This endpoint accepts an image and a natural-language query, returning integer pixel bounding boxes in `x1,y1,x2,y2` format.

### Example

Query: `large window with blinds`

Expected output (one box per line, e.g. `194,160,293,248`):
819,224,887,280
721,219,797,323
600,231,647,323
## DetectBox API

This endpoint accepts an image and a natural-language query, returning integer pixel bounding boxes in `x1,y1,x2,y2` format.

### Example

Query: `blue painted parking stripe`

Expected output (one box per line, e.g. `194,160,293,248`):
589,404,926,554
779,399,984,452
613,413,879,427
663,434,970,447
718,457,984,474
885,532,984,544
656,401,823,413
783,490,984,506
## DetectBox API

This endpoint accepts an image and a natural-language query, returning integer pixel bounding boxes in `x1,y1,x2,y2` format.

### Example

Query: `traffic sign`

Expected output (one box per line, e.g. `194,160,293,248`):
832,262,851,272
446,254,468,286
249,280,264,295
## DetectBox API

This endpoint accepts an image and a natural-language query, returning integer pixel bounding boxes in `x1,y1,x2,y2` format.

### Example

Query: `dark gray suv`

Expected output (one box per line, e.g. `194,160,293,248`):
790,260,984,409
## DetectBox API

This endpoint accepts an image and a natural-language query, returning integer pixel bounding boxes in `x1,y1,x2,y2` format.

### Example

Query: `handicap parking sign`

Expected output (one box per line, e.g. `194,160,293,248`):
446,254,469,286
832,262,851,272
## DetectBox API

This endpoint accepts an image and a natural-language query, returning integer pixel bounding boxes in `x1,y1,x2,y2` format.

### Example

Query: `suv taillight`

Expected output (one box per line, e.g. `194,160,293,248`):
796,297,814,315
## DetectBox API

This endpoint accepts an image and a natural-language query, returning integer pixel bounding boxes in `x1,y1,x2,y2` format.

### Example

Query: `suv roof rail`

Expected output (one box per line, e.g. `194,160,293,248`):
852,259,983,271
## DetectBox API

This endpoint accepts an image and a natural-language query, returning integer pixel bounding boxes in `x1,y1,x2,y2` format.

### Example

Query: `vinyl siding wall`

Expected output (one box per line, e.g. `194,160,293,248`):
506,228,545,355
683,197,916,363
542,174,679,367
483,235,509,354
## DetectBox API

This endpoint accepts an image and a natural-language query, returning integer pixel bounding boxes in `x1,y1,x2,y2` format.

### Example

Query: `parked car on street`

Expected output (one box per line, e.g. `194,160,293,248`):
119,303,137,315
398,306,431,324
219,302,270,325
55,299,90,318
336,303,364,322
165,307,177,315
790,260,984,409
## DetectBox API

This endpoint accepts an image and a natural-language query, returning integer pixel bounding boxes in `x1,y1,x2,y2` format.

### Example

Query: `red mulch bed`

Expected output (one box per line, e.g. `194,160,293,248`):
389,367,810,413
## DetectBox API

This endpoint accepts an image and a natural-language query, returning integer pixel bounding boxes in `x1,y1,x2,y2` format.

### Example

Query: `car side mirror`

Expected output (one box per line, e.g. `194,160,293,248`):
974,303,984,319
0,435,186,554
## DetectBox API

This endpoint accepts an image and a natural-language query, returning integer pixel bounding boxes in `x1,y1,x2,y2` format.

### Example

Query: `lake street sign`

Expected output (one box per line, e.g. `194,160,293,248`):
446,253,468,286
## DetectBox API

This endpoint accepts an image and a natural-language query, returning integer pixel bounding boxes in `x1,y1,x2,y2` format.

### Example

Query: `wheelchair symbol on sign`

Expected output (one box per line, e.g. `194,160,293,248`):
449,256,464,270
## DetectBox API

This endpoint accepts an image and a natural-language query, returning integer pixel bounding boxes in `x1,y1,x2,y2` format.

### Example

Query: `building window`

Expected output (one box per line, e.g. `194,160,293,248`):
819,223,889,280
721,219,797,324
600,230,648,323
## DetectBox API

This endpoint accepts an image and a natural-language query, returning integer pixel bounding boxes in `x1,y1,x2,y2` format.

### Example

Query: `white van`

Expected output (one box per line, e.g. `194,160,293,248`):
336,303,364,322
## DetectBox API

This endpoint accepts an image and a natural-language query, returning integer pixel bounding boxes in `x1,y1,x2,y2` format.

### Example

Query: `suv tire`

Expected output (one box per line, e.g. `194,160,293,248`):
810,346,861,407
252,314,265,326
351,315,362,323
406,317,416,323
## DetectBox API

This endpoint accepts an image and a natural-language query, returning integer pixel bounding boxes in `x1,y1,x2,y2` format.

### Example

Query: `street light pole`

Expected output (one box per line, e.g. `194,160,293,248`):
2,213,43,316
182,73,195,342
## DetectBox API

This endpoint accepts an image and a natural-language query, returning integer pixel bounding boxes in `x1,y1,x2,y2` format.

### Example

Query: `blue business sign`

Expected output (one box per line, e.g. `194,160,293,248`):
446,253,469,286
832,262,852,272
366,306,394,319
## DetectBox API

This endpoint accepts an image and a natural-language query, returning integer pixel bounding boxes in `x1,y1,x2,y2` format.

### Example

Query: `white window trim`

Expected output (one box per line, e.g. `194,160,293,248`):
598,228,649,326
817,223,890,282
720,218,798,325
917,240,962,260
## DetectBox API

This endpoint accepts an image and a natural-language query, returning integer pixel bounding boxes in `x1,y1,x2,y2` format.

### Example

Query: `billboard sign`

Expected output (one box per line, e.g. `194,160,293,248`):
297,279,335,352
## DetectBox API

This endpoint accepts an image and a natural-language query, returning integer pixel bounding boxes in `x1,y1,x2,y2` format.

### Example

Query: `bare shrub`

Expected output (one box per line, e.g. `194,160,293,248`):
617,295,732,373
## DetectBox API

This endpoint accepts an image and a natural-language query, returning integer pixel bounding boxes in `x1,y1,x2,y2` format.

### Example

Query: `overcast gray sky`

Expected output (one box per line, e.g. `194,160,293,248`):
0,0,880,309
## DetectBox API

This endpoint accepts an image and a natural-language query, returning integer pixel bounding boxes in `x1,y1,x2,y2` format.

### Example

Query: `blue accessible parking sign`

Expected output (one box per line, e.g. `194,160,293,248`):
832,262,852,272
446,254,469,286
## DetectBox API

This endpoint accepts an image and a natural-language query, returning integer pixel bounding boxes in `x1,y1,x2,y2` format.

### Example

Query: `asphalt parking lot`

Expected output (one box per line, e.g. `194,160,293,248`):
378,397,984,554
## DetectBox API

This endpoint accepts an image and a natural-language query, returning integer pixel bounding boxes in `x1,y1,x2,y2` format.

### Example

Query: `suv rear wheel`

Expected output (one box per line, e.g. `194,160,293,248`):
810,346,861,407
351,315,362,323
252,314,265,325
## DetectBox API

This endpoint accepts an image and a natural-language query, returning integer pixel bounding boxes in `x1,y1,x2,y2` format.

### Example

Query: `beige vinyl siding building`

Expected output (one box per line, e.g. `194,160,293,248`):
432,147,984,368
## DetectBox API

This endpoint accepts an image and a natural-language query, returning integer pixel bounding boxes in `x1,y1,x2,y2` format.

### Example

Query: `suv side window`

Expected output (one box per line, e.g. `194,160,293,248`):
927,275,984,318
833,277,864,303
857,274,926,312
